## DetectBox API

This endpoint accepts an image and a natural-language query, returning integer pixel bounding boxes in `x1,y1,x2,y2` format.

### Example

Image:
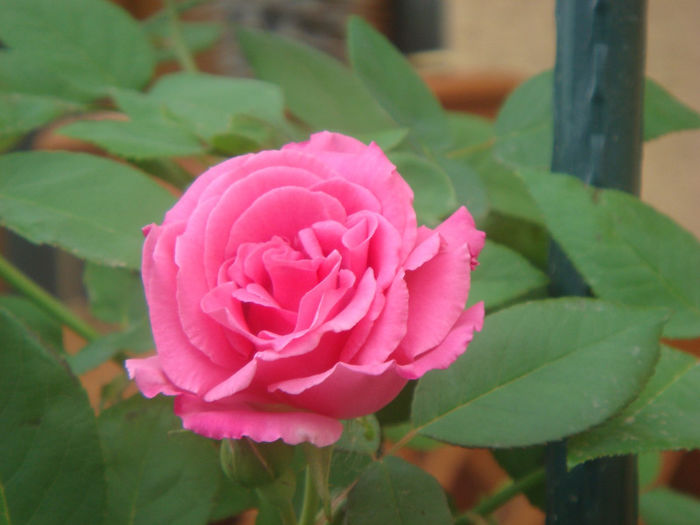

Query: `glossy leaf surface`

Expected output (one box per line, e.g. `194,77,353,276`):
0,152,175,268
569,345,700,463
520,168,700,338
0,309,105,525
412,299,665,447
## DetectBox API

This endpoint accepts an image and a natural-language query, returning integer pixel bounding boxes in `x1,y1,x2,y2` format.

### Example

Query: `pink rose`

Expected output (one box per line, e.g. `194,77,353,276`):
126,132,484,447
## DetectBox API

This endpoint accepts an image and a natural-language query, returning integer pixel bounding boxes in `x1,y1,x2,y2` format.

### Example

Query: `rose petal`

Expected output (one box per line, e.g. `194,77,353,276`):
351,211,403,288
163,153,254,223
204,360,258,401
320,268,377,332
264,248,321,310
284,132,417,259
304,220,347,258
310,178,382,216
396,302,485,379
436,206,485,269
404,230,441,271
143,223,230,394
125,355,181,397
194,150,337,219
175,196,241,368
254,330,348,383
399,240,471,359
270,361,407,419
203,165,324,286
225,186,347,256
347,273,409,365
228,238,285,288
201,283,270,348
175,393,343,446
294,251,345,332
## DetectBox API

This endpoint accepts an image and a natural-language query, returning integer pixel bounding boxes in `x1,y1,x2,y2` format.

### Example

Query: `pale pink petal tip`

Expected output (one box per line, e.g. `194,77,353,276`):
125,356,181,398
397,302,485,380
175,395,344,446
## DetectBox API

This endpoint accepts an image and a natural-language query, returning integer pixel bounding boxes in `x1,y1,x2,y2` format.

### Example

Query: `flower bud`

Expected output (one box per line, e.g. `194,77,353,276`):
220,438,294,488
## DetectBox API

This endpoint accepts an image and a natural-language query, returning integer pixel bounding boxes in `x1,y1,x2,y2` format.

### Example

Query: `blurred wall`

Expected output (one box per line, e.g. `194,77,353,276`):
443,0,700,238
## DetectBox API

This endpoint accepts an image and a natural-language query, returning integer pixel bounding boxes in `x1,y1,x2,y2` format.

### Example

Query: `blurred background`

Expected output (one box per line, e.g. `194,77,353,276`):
8,1,700,523
110,0,700,239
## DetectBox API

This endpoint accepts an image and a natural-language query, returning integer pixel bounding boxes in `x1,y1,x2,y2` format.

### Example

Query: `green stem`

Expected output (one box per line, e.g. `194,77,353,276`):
0,253,99,342
299,467,320,525
165,0,198,73
454,467,546,525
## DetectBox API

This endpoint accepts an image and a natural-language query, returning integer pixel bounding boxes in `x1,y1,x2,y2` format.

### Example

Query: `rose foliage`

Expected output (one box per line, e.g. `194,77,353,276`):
2,1,700,524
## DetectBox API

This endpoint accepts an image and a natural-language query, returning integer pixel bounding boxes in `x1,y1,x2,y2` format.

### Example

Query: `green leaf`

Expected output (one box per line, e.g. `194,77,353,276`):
144,20,223,63
0,296,63,352
110,88,166,120
447,112,493,149
519,168,700,338
345,456,452,525
493,71,553,170
412,298,665,447
237,27,394,134
147,72,285,140
0,51,92,103
388,152,457,226
448,113,542,224
67,318,154,375
0,93,81,147
375,382,415,426
83,263,147,325
336,416,381,455
434,156,489,223
132,158,194,191
329,451,373,495
0,151,175,269
468,240,548,311
0,308,105,525
0,0,155,100
640,488,700,525
480,212,548,270
347,17,451,150
210,132,262,156
98,396,220,525
382,423,441,451
569,345,700,464
59,119,205,159
208,475,255,523
493,72,700,169
458,146,542,224
353,128,410,152
644,79,700,140
210,115,289,156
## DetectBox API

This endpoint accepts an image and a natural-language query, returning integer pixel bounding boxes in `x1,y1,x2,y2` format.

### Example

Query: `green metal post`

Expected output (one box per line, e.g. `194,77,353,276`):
546,0,647,524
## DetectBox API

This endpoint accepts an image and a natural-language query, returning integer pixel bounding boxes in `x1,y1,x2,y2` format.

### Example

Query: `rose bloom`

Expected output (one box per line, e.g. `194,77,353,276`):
127,132,484,446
